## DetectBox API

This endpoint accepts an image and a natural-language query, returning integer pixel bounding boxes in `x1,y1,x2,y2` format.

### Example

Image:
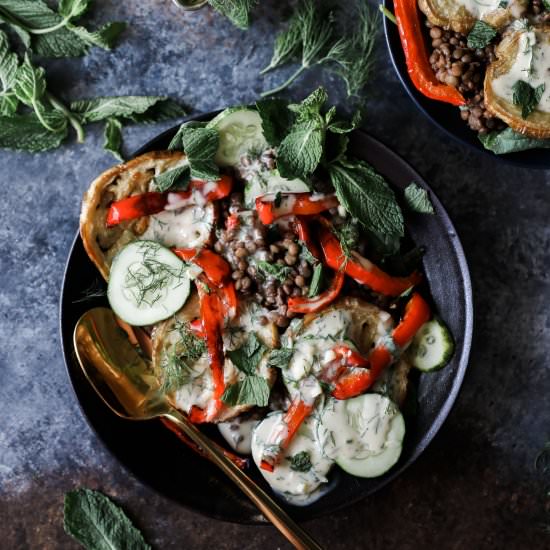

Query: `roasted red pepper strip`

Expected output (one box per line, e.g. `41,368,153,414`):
319,226,421,296
188,278,226,423
260,398,315,472
189,318,206,339
394,0,465,106
173,248,231,287
292,216,321,259
255,193,339,225
331,344,370,368
160,418,248,470
219,281,238,319
332,293,431,399
287,269,345,314
106,174,233,227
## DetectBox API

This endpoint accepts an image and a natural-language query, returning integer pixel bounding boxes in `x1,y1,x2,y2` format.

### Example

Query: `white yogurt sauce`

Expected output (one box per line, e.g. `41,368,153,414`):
141,203,214,249
454,0,502,19
218,416,260,454
492,29,550,113
251,411,334,503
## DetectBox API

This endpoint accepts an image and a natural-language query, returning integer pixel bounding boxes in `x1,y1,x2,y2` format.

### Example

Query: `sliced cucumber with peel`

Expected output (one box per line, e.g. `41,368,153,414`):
107,241,191,326
333,394,405,478
409,318,454,372
207,107,268,167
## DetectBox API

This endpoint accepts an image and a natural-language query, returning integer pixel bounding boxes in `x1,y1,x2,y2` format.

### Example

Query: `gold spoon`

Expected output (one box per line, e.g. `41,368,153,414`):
73,307,323,550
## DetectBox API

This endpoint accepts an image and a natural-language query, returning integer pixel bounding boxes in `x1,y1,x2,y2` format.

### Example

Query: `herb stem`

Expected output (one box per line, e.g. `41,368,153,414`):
378,5,397,25
260,65,307,97
47,92,85,143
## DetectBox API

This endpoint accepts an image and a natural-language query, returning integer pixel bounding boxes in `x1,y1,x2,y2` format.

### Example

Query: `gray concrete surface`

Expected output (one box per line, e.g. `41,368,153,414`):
0,1,549,548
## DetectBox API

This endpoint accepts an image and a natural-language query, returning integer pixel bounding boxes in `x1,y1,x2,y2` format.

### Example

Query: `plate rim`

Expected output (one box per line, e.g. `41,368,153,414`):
382,0,550,169
59,112,474,524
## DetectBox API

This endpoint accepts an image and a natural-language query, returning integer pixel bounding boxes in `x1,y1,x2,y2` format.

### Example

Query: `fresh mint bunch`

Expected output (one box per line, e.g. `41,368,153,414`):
261,0,379,98
0,21,185,157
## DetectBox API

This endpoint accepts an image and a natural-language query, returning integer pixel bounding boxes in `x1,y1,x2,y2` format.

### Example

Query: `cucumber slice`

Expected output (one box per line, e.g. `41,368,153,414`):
409,318,455,372
244,171,311,207
207,107,268,167
107,241,191,326
320,394,405,478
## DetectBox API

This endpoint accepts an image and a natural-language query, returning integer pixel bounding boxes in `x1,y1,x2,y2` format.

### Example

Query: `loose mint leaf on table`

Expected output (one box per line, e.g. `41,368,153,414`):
329,159,404,245
479,127,550,153
103,118,123,161
0,30,18,115
208,0,258,30
404,183,435,214
70,96,168,123
467,20,497,49
13,53,46,106
153,164,191,193
512,80,545,119
58,0,91,20
256,98,292,147
0,111,67,151
228,333,267,375
221,375,270,406
128,99,186,124
64,488,151,550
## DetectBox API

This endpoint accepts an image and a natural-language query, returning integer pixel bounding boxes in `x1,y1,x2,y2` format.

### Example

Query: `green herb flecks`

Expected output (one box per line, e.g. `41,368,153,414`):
288,451,312,472
267,347,294,369
512,80,545,119
221,375,270,407
161,321,207,393
256,260,293,283
467,20,497,49
124,242,189,308
308,263,324,297
227,333,267,375
64,488,150,550
208,0,258,30
333,220,360,259
404,182,435,214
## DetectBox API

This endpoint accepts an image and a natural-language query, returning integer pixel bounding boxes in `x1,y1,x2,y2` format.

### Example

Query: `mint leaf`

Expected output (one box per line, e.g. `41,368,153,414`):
288,451,312,472
153,164,191,193
221,375,270,406
103,118,123,161
64,488,151,550
289,86,328,120
227,333,267,375
256,260,292,283
327,110,362,134
127,99,186,124
0,111,67,151
512,80,545,119
68,21,126,50
479,127,550,153
308,263,324,297
0,30,18,115
13,53,46,106
71,96,166,123
208,0,258,30
58,0,90,20
256,98,292,146
329,158,404,242
178,125,219,180
404,183,434,214
467,20,497,49
267,348,294,369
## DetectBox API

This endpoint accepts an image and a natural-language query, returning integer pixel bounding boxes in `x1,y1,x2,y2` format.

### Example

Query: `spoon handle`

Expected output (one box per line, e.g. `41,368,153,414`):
163,410,323,550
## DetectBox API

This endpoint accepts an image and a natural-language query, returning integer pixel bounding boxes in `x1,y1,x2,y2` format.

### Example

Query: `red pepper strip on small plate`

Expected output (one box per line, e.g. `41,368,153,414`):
188,277,226,423
255,193,339,225
331,293,431,400
106,174,233,227
260,398,315,472
318,225,422,296
287,269,345,314
291,216,322,259
160,418,249,470
173,248,232,287
394,0,465,106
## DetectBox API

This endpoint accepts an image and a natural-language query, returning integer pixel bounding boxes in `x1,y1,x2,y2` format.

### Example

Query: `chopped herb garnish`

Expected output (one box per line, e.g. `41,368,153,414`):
467,21,497,49
221,375,270,407
512,80,545,119
227,333,267,375
404,182,435,214
308,263,324,297
267,348,294,369
256,260,293,283
288,451,312,472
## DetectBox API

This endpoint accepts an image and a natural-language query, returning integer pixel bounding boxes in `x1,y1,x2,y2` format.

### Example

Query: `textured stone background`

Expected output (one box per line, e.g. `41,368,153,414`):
1,1,549,549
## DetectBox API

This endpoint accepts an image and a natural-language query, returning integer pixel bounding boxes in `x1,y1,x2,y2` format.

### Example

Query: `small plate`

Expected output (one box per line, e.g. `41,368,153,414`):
59,112,473,523
383,0,550,169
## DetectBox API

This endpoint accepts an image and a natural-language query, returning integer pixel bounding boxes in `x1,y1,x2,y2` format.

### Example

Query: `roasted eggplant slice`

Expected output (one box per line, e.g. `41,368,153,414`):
418,0,527,34
485,25,550,139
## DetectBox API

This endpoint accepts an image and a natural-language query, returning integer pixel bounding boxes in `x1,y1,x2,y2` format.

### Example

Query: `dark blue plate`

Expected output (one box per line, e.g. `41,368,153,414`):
59,113,473,524
383,0,550,168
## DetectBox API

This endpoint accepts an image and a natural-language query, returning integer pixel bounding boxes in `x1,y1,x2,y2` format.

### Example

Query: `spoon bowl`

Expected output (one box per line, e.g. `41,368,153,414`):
73,306,322,550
